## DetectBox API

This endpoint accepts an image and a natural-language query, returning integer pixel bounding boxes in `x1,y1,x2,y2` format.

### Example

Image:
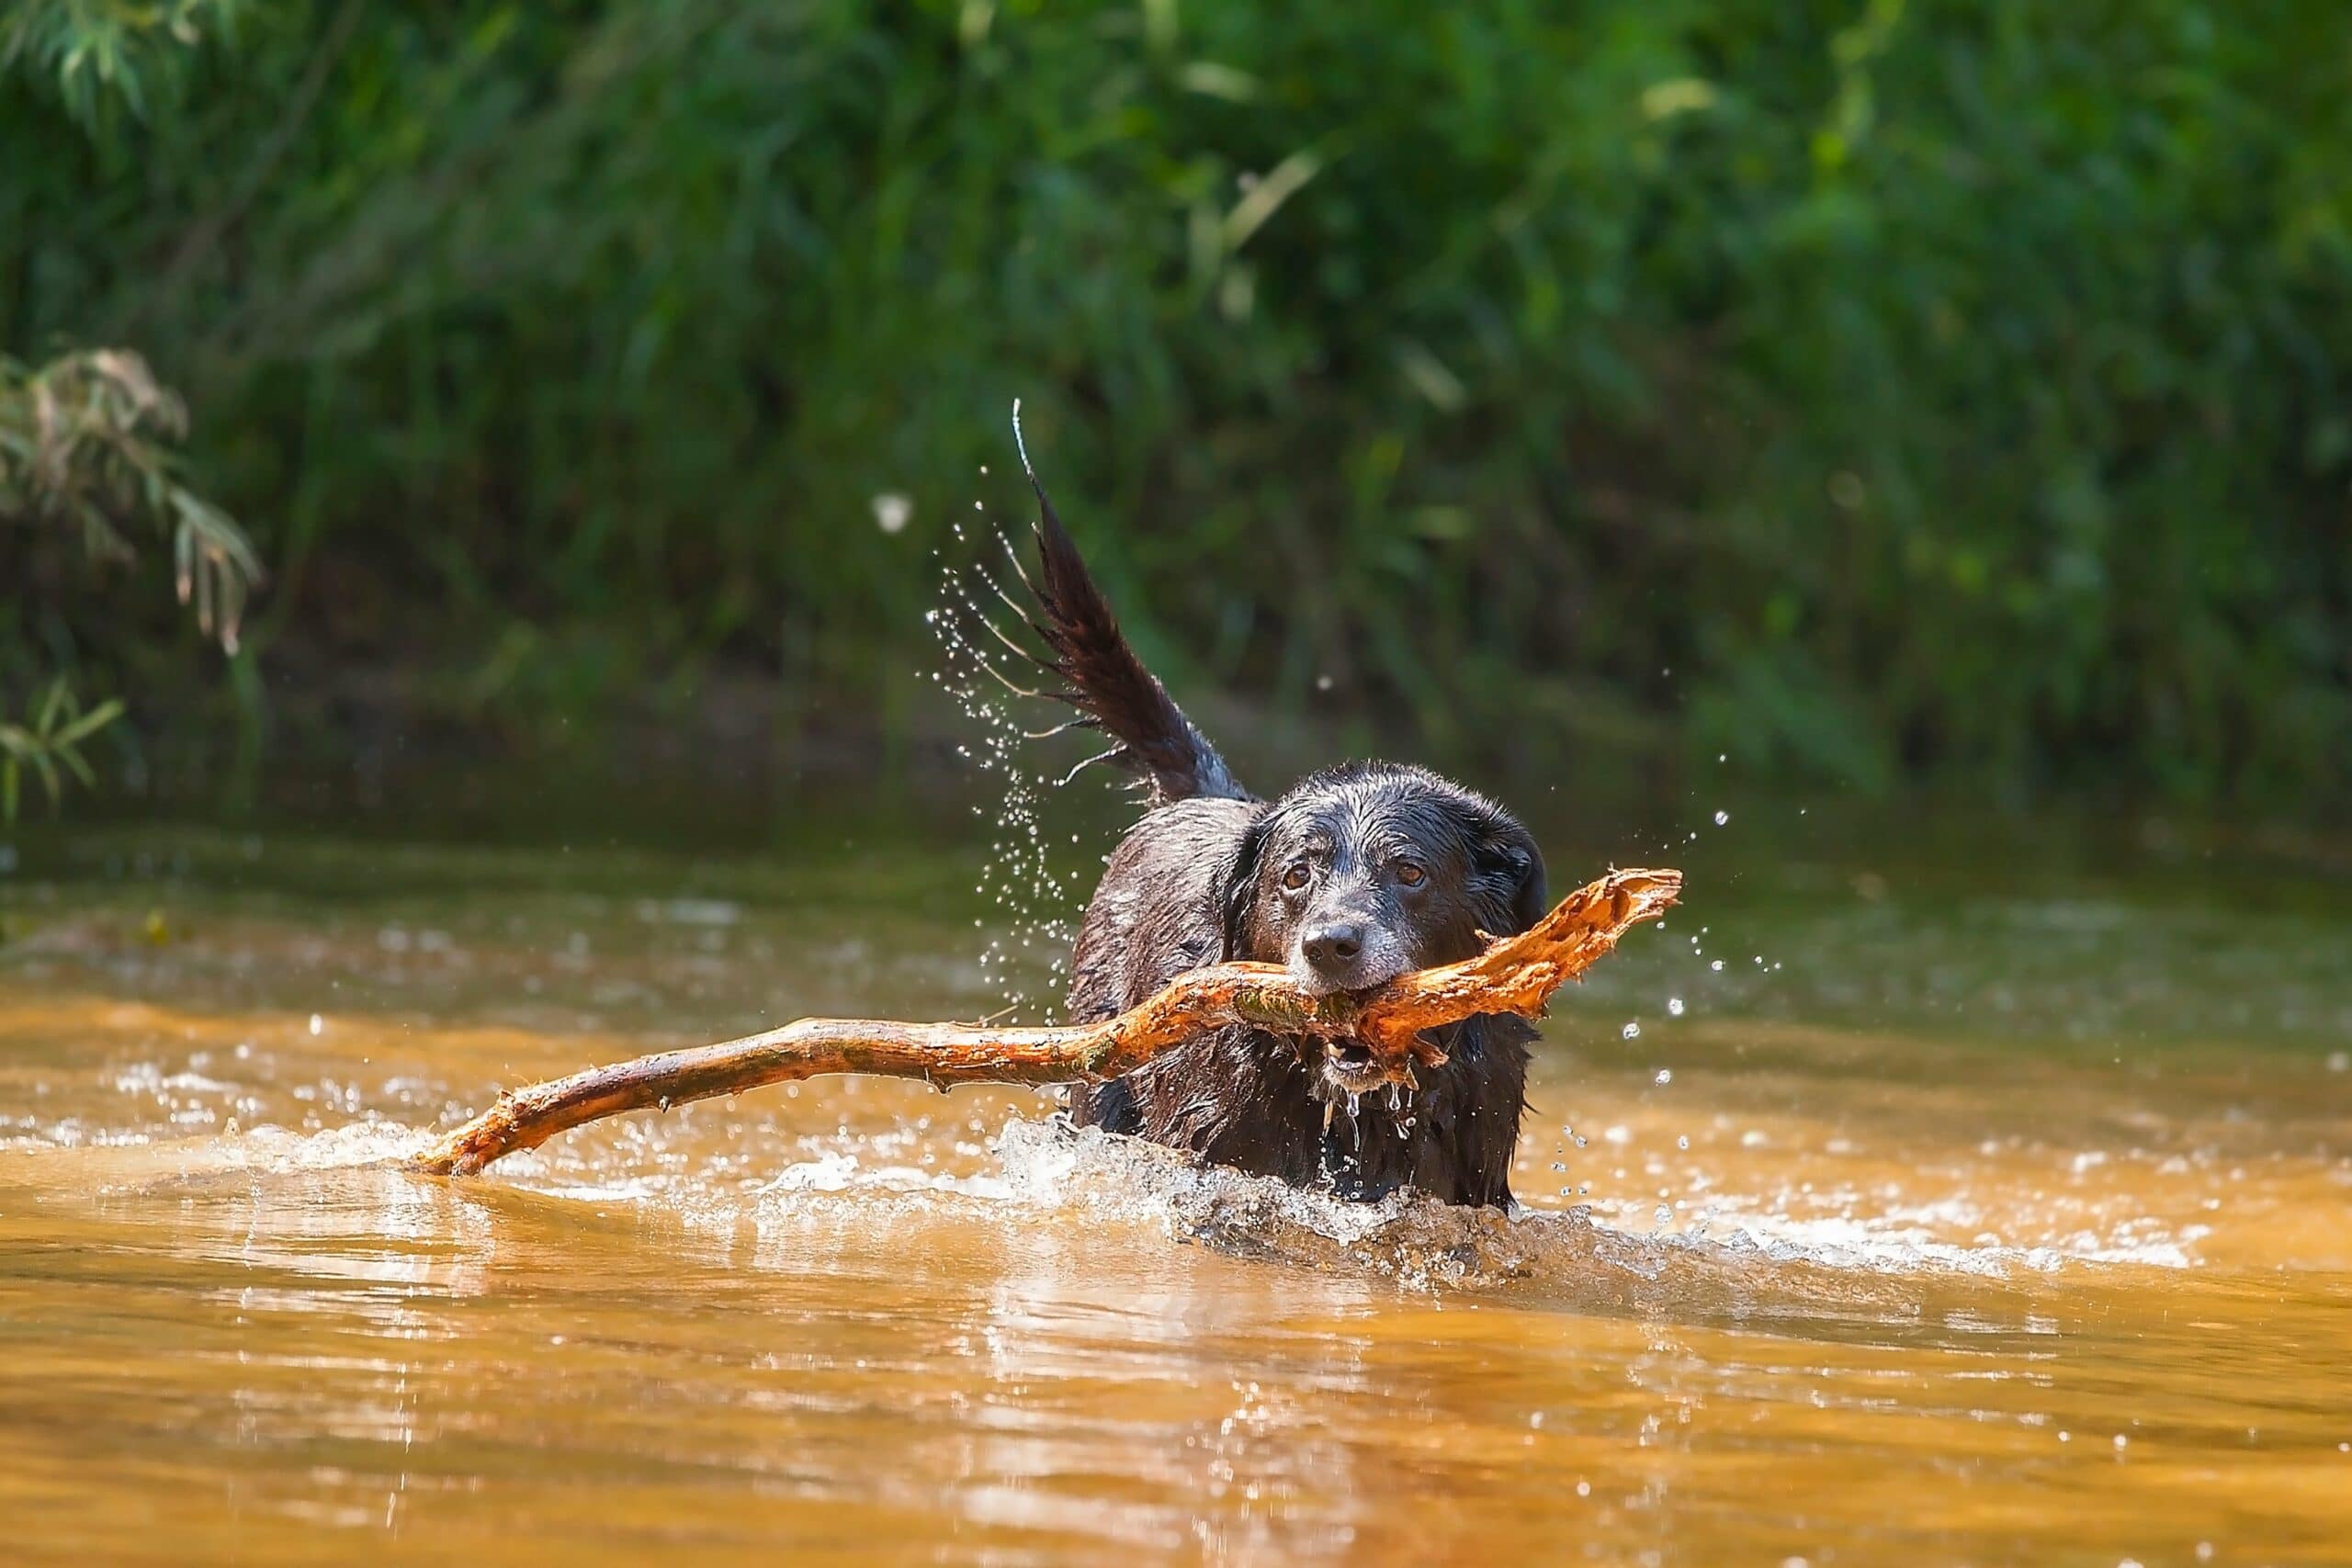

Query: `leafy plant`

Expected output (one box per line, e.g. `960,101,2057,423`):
0,0,243,128
1,347,263,652
0,680,122,822
0,347,261,818
0,6,262,823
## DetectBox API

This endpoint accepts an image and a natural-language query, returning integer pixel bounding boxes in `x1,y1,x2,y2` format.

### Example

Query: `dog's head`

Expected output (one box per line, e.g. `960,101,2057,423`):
1224,761,1546,1096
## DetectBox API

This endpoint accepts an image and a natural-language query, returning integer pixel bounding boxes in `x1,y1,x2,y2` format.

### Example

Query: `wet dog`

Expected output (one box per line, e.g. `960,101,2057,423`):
988,458,1545,1208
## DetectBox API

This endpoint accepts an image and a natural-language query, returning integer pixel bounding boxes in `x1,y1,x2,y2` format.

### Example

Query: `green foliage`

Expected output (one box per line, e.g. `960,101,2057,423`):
3,0,2346,803
1,347,263,651
0,678,122,821
0,0,243,129
0,344,258,818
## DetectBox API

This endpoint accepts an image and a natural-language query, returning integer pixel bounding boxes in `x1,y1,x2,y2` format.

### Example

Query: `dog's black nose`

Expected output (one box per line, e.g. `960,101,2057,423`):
1301,922,1365,976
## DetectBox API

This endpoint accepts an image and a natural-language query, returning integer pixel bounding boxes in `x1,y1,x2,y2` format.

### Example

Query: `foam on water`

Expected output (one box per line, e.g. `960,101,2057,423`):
553,1115,2193,1306
3,1092,2210,1326
983,1120,2197,1287
0,1119,434,1189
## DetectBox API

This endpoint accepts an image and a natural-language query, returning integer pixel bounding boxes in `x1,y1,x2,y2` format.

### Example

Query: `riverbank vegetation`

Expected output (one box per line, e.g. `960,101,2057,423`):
5,1,2346,812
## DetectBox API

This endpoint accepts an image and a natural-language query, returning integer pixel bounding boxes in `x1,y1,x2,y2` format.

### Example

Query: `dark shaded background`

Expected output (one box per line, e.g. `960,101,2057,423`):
5,1,2347,819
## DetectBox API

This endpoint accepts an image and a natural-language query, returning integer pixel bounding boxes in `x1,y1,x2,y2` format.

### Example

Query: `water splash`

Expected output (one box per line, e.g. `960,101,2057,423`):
972,1121,2183,1299
926,516,1090,1021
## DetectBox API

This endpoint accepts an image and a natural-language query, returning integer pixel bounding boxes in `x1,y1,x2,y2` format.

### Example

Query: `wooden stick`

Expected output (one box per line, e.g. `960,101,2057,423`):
408,866,1680,1176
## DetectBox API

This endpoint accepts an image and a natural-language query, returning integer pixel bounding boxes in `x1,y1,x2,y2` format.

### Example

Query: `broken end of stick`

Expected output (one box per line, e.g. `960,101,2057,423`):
1604,864,1682,912
1470,867,1680,956
1496,865,1679,970
405,1097,525,1177
1578,866,1681,942
1358,864,1681,1065
404,1134,481,1178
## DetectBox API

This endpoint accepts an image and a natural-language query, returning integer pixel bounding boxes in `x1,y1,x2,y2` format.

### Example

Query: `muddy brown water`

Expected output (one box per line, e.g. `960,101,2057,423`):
2,807,2348,1564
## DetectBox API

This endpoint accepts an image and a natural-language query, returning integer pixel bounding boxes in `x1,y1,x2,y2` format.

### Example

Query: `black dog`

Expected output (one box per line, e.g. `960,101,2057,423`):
991,466,1546,1208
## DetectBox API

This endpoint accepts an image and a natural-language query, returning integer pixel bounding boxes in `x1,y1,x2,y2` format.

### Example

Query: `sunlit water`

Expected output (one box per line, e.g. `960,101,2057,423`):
3,809,2349,1564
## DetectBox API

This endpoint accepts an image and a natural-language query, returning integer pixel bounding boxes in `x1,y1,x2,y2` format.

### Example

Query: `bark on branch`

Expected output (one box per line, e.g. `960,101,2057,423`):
408,865,1680,1177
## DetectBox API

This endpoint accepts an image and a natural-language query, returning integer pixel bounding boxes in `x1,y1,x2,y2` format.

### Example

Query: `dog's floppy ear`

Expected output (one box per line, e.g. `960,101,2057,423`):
1471,812,1547,936
1220,811,1274,959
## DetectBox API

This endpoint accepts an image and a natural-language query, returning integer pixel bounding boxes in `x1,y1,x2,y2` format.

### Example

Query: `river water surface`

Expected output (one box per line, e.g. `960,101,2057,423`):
3,801,2348,1564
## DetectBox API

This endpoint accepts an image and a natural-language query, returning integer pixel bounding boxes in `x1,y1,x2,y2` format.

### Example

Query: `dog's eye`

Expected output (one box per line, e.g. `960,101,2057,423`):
1281,862,1311,892
1395,861,1427,888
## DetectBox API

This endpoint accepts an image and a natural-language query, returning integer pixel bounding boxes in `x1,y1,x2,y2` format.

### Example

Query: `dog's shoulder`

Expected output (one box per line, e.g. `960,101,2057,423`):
1068,795,1262,1022
1066,795,1262,1135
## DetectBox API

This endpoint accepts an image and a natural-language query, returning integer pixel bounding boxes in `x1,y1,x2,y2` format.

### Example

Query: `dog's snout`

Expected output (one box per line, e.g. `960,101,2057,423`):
1301,922,1365,976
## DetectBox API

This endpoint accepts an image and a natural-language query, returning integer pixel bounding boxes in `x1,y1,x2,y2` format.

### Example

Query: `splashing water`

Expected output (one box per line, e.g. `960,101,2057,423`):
926,515,1092,1021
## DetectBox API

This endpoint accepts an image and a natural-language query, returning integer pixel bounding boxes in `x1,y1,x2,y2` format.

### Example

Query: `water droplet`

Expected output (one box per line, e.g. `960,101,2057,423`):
307,1013,323,1036
1710,959,1724,972
1713,809,1729,826
1621,1021,1641,1040
1668,997,1685,1017
873,492,912,534
1654,1067,1672,1086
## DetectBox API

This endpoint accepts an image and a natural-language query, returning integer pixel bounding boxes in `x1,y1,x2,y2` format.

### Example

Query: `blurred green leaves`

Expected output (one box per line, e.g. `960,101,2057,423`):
0,0,2345,805
1,349,263,653
1,0,243,129
0,679,121,822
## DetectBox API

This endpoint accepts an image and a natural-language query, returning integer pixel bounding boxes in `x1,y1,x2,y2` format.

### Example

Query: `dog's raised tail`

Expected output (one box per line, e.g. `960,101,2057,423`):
1012,405,1248,806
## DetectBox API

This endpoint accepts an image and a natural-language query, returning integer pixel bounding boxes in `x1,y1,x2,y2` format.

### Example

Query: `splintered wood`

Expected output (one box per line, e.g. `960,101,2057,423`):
408,866,1680,1176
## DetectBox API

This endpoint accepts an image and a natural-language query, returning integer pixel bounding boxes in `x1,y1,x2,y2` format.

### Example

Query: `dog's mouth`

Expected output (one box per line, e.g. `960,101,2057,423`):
1318,1038,1396,1096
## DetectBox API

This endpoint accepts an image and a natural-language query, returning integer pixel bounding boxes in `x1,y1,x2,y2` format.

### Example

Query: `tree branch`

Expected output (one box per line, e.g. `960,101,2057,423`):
409,865,1680,1177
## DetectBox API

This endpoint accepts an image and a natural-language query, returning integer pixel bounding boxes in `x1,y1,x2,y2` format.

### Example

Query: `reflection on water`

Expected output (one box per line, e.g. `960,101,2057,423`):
2,815,2350,1563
